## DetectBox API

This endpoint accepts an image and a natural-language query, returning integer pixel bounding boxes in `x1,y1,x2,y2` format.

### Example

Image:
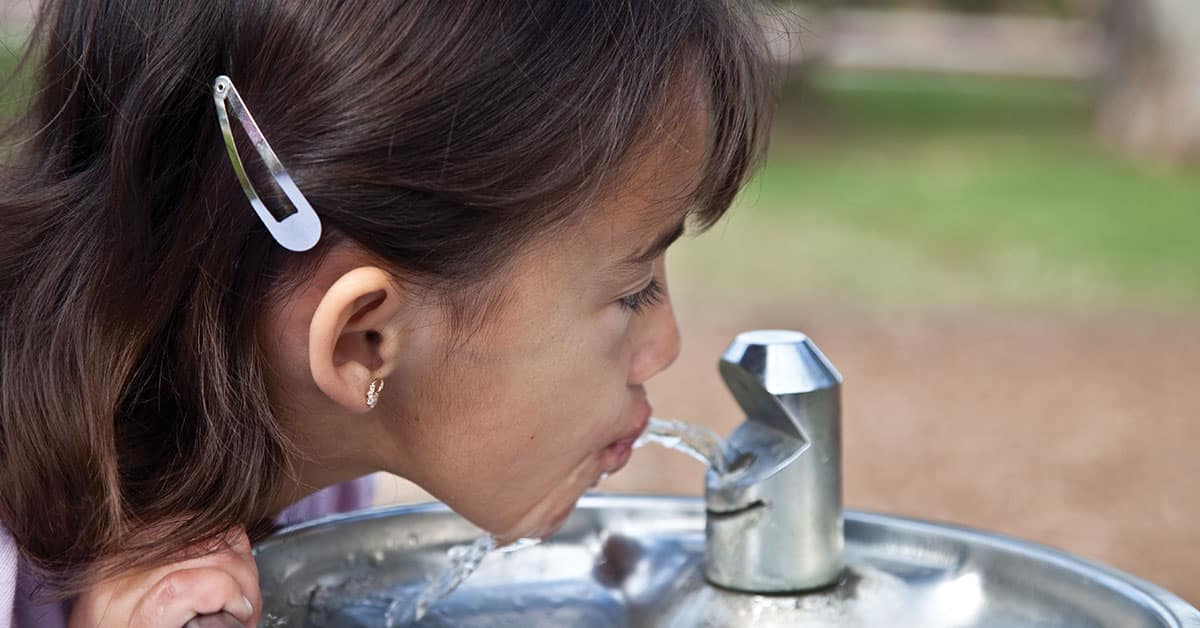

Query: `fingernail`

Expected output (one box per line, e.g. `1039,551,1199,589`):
243,595,254,614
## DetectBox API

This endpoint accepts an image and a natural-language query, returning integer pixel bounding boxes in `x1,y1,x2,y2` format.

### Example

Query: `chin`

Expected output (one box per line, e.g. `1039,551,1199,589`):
495,466,598,543
520,504,577,543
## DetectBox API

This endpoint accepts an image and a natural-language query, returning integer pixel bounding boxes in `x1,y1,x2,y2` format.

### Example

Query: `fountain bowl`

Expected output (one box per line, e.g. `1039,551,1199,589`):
254,494,1199,627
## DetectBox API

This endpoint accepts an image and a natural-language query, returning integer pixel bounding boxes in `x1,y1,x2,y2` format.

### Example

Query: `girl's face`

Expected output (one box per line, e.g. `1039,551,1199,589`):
273,111,705,543
381,135,697,541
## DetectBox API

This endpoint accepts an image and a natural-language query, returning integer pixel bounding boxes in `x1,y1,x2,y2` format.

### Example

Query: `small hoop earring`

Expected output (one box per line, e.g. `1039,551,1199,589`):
366,378,385,409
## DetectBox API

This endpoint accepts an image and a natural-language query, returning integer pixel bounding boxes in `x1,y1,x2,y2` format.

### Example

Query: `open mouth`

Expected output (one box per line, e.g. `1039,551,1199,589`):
599,406,651,476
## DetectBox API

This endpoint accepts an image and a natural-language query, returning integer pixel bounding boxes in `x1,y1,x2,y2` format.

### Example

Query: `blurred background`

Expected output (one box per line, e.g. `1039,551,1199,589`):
4,0,1197,605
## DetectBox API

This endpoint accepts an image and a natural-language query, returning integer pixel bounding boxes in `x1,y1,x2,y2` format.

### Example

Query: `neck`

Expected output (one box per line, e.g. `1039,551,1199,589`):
268,445,379,516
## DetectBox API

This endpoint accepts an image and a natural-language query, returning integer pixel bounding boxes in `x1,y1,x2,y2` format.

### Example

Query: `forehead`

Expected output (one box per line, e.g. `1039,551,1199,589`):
461,102,708,342
493,99,708,296
583,104,709,254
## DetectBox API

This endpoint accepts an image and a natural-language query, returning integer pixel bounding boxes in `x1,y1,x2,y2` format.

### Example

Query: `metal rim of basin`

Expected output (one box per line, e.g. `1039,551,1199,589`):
255,494,1200,627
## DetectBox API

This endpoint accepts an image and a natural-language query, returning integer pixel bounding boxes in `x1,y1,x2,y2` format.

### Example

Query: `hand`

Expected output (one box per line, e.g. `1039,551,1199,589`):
69,527,261,628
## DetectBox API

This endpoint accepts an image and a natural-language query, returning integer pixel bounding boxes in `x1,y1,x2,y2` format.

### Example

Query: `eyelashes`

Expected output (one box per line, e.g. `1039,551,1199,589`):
618,278,665,314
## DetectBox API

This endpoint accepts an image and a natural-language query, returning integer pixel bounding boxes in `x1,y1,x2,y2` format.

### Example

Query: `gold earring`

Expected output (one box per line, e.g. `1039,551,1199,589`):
366,378,385,409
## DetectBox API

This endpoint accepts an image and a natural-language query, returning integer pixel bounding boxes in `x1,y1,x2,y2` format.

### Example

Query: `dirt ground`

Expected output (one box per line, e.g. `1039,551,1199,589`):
376,302,1200,605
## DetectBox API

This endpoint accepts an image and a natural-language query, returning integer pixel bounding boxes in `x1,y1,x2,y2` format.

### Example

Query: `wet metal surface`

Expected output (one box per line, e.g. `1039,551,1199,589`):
254,496,1200,627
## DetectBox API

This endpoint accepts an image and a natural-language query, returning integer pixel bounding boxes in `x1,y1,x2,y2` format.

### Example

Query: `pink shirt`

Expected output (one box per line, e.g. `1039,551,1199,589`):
0,475,376,628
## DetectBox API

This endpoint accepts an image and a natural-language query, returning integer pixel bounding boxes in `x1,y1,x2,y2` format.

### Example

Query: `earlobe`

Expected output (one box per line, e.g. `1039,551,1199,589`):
308,267,406,413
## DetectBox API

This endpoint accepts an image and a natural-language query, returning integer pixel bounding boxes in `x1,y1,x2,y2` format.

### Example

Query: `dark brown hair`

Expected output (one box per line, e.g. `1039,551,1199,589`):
0,0,774,591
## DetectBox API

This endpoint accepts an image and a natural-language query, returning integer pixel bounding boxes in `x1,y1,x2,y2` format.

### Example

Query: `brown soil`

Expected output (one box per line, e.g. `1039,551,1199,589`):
376,303,1200,605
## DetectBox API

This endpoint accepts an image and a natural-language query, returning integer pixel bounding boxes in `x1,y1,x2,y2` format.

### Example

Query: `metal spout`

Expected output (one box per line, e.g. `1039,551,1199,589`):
705,329,844,592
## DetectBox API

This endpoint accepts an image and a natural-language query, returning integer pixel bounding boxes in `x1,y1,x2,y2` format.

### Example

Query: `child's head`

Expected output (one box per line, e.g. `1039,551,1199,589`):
0,0,773,588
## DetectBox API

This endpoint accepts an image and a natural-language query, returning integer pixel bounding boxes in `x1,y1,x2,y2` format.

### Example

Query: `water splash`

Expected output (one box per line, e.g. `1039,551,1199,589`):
384,535,493,626
383,535,542,625
635,417,729,475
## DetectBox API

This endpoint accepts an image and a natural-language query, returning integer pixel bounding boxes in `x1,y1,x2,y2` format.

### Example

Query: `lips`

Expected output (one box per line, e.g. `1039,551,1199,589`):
599,402,652,476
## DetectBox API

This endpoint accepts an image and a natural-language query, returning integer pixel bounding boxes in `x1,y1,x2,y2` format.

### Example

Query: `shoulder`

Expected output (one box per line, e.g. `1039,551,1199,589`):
0,524,16,628
0,524,70,628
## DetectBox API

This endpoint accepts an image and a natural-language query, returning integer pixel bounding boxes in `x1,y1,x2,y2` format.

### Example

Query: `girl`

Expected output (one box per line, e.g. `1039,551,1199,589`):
0,1,774,626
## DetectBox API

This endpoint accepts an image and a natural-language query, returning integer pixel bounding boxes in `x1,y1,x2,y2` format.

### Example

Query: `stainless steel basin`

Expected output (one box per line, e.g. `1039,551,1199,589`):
253,495,1200,627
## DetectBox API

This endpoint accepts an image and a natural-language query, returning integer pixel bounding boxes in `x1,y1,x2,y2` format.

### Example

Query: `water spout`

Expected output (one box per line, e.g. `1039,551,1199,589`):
706,329,844,592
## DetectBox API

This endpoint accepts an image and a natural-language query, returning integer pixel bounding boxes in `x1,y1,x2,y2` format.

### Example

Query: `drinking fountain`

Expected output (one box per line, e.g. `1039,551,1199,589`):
705,329,843,593
251,330,1200,627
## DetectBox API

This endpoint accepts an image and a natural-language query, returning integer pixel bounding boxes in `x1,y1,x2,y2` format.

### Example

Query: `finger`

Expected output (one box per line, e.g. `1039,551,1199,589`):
209,527,252,559
181,527,252,561
182,611,245,628
133,567,255,628
210,531,261,624
171,528,260,624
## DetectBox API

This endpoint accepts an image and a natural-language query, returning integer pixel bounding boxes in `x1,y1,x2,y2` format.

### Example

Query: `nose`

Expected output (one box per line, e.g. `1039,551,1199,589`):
627,279,682,387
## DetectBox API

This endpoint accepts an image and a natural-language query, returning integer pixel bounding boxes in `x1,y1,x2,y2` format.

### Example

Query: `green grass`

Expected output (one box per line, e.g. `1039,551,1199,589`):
672,71,1200,312
0,29,28,123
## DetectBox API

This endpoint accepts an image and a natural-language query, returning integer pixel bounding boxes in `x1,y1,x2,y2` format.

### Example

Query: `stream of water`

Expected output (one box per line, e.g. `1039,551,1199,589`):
383,535,495,626
381,535,543,625
635,416,730,474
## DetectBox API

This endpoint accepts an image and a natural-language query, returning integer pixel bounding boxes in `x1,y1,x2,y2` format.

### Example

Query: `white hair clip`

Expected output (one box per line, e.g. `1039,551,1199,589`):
212,75,322,252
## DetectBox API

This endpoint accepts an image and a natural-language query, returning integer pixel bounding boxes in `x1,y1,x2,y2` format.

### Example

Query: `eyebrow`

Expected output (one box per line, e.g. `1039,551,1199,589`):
622,219,688,267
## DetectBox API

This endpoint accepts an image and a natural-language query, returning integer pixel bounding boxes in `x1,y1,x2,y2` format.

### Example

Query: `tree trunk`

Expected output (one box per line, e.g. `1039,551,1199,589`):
1096,0,1200,165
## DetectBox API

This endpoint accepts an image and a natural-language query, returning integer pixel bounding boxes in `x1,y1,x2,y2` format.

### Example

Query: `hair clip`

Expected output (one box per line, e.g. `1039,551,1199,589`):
212,75,322,252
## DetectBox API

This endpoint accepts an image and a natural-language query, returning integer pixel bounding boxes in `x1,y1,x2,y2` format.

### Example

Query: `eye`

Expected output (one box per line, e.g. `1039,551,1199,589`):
618,278,665,314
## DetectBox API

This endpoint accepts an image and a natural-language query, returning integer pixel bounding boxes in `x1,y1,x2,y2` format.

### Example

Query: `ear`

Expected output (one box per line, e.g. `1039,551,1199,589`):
308,266,408,414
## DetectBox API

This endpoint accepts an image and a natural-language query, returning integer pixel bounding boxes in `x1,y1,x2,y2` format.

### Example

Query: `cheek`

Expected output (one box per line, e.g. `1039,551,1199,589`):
399,312,636,529
388,283,643,530
467,302,635,437
468,322,630,453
